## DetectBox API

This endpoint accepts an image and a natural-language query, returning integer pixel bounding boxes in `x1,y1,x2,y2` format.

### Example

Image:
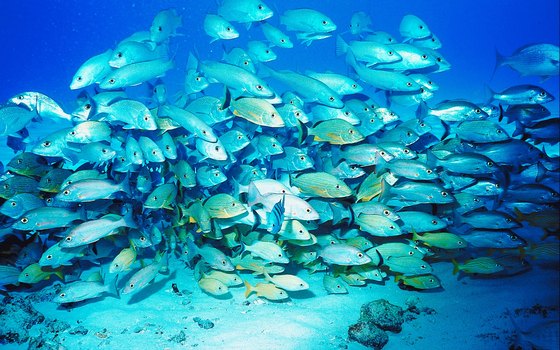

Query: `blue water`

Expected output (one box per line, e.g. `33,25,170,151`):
0,1,559,349
0,0,558,109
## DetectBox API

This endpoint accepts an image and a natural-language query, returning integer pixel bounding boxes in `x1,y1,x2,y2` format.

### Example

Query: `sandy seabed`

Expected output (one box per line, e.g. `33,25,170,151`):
1,242,558,350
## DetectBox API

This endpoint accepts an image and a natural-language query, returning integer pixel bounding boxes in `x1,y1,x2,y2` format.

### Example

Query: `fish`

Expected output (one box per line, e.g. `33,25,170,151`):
60,212,137,248
412,231,467,250
244,280,289,300
150,9,182,44
261,65,344,108
346,51,422,92
243,241,289,264
304,119,365,145
229,97,284,127
122,252,166,295
487,85,554,105
384,256,432,276
199,59,274,97
55,177,130,202
395,274,441,290
323,274,348,294
18,263,63,284
109,247,137,274
452,257,504,275
280,9,336,45
9,91,71,122
0,105,38,137
267,194,285,234
70,49,113,90
349,11,373,35
53,277,118,303
319,244,371,266
335,36,402,67
203,14,239,43
399,14,431,40
99,59,174,90
109,41,168,69
261,22,293,48
291,172,353,198
247,41,277,62
495,43,559,79
218,0,273,25
12,207,85,231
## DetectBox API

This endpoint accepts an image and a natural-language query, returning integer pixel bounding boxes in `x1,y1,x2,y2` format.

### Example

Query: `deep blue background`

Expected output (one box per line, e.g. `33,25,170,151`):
0,0,558,114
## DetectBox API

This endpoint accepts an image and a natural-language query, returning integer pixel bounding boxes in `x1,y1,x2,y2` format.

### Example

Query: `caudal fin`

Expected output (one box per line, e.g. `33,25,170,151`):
243,280,253,298
335,35,349,57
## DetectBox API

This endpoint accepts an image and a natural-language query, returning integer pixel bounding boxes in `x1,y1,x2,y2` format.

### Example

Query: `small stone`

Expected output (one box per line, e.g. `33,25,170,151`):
193,317,214,329
359,299,404,333
168,330,187,343
348,321,388,350
69,325,88,336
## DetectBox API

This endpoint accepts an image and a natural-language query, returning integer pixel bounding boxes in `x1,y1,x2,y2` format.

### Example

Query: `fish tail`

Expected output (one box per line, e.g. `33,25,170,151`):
492,48,506,79
335,35,349,57
345,50,358,71
451,259,460,275
412,229,421,243
512,121,525,138
243,280,253,298
122,209,138,229
535,161,548,183
54,270,64,281
416,101,429,120
296,119,308,146
483,84,495,105
378,176,390,204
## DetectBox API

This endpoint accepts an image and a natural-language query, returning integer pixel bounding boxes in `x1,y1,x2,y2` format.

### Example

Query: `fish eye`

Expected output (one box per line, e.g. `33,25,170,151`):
322,20,328,25
406,82,413,87
475,108,481,113
258,4,264,10
335,184,340,189
474,198,480,202
65,236,72,241
214,172,220,177
431,220,438,225
496,129,502,134
344,111,350,116
538,92,546,96
306,208,311,213
158,26,163,32
140,236,146,242
351,84,357,88
389,225,395,229
487,161,493,167
152,150,157,155
421,54,428,59
84,104,91,110
43,141,52,147
59,293,66,298
299,156,305,160
47,255,52,260
102,148,108,153
388,51,394,56
243,61,249,65
404,148,410,153
226,27,232,31
117,52,123,58
129,283,135,289
280,39,285,43
214,145,220,151
349,129,354,134
109,78,116,84
419,25,424,29
427,169,433,174
21,217,29,224
265,50,270,54
505,218,512,223
420,264,426,269
46,198,53,203
256,85,263,90
77,76,82,81
63,189,71,195
388,38,394,42
221,260,227,265
329,96,335,102
458,241,464,245
195,77,201,82
420,88,425,93
383,210,390,216
295,112,301,117
10,201,17,207
436,57,442,62
357,252,363,258
441,191,448,197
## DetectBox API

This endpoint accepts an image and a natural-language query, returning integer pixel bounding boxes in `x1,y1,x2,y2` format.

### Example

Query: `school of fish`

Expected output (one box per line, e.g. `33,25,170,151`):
0,1,559,304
